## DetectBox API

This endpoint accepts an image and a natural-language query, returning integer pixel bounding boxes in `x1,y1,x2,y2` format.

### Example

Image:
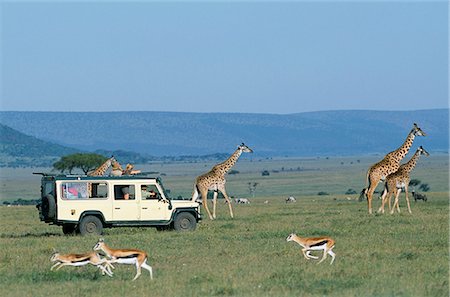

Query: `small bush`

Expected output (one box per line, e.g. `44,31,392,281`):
317,191,329,196
345,188,357,195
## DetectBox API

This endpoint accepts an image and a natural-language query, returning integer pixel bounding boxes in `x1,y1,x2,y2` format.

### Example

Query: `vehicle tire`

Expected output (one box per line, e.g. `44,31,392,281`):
78,215,103,236
173,212,196,232
62,224,77,235
42,195,56,220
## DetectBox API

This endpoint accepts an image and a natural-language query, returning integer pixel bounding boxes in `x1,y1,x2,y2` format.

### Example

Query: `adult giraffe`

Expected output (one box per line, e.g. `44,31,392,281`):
360,123,426,214
378,146,429,214
192,143,253,220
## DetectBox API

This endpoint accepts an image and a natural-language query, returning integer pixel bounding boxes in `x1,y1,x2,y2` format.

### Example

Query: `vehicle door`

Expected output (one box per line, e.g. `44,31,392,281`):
139,184,172,221
112,184,139,221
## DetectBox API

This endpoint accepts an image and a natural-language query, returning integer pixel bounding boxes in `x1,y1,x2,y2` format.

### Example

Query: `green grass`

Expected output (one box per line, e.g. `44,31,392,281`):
0,192,448,297
0,156,448,296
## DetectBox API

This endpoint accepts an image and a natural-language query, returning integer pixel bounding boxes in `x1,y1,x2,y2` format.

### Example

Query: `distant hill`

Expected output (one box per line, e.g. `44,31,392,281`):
0,124,80,167
0,124,231,167
0,109,448,158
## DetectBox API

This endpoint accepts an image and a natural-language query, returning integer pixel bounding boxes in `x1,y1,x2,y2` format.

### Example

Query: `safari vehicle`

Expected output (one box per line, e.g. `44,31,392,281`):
35,173,201,235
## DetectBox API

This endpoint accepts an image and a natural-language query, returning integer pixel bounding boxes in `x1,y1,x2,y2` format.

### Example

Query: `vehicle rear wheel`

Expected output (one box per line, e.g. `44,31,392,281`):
62,224,77,235
78,215,103,236
173,212,196,231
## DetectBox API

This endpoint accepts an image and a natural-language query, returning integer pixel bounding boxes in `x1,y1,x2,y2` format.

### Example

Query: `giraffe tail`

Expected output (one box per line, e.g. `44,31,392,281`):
359,170,370,201
359,189,367,201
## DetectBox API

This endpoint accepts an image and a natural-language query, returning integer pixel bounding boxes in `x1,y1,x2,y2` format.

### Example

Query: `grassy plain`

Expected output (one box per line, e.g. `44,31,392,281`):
0,155,448,297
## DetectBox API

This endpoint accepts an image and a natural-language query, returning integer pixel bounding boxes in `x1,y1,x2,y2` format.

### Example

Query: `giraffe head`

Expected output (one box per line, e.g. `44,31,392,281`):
238,143,253,153
412,123,426,137
418,146,430,156
111,159,122,170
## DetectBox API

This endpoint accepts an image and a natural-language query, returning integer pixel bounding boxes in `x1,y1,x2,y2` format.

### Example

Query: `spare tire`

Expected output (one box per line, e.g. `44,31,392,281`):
42,194,56,220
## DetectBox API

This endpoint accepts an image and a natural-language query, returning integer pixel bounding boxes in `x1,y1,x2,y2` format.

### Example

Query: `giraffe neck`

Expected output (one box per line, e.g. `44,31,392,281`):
392,130,415,162
213,149,242,175
91,158,113,176
400,150,421,173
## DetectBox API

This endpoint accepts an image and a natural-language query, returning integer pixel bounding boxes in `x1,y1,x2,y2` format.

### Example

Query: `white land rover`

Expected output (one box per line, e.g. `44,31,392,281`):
35,173,201,235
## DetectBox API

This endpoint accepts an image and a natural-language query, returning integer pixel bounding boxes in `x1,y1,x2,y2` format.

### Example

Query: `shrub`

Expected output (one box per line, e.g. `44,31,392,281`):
317,191,329,196
419,183,430,192
345,189,357,195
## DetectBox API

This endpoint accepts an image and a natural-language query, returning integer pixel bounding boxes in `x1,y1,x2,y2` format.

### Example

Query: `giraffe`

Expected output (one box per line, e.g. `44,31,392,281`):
192,143,253,220
87,156,116,176
378,146,429,214
360,123,426,214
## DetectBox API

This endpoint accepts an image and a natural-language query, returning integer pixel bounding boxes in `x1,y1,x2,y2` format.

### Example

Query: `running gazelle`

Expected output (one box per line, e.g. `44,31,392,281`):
286,233,336,264
93,238,153,281
50,251,114,276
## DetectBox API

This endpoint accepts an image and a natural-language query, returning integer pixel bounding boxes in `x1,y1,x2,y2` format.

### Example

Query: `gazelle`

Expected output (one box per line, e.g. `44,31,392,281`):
286,233,336,265
93,238,153,281
50,251,114,276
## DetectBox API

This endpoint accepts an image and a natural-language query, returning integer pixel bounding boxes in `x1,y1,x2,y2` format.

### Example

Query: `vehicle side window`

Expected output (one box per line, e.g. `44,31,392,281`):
141,185,161,200
114,185,135,200
62,182,88,200
89,183,108,198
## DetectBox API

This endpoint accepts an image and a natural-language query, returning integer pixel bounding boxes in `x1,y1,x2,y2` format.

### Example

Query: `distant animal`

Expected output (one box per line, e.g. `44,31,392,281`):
286,233,336,265
360,123,426,214
264,200,269,204
234,198,250,204
191,143,253,220
93,238,153,281
412,190,427,202
50,251,114,276
286,196,296,203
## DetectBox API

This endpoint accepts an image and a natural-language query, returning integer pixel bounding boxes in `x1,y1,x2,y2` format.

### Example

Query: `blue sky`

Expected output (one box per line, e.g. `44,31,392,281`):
1,1,448,114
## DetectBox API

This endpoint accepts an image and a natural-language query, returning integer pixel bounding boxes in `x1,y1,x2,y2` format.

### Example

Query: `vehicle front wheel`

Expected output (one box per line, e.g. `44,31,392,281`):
78,215,103,236
173,212,196,232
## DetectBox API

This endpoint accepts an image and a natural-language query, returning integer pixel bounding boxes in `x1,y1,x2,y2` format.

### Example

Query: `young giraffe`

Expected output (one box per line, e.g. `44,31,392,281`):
192,143,253,220
360,123,426,214
378,146,429,214
87,156,116,176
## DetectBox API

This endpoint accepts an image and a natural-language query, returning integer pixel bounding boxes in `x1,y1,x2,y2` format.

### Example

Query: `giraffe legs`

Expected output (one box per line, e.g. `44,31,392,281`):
378,189,387,214
366,184,377,215
366,173,383,214
218,185,234,219
391,189,402,214
212,190,218,219
404,184,412,214
200,189,214,220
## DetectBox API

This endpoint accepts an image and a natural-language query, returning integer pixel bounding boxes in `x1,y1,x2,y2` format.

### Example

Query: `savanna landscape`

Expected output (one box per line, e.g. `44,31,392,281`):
0,155,448,297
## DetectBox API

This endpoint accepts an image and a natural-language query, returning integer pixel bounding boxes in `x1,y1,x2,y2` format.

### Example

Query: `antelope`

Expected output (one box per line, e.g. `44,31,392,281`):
93,238,153,281
286,233,336,265
286,196,296,203
50,251,114,276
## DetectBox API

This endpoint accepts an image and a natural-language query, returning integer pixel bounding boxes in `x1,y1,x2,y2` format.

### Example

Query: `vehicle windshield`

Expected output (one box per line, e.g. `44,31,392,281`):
156,178,171,200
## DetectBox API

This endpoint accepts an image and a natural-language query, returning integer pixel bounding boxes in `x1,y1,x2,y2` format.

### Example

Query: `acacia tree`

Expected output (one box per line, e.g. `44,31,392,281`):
53,153,108,174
